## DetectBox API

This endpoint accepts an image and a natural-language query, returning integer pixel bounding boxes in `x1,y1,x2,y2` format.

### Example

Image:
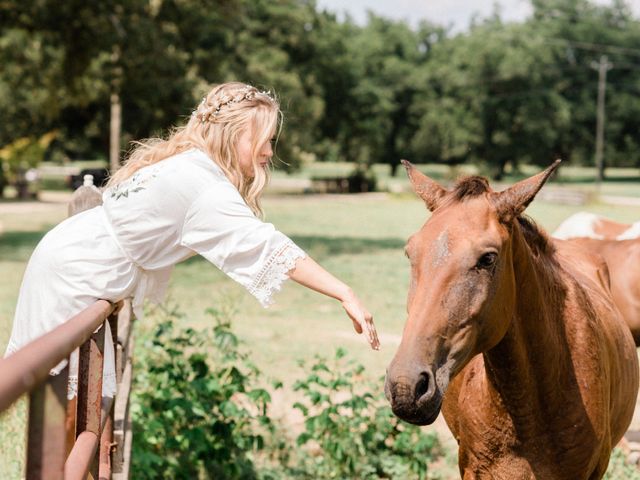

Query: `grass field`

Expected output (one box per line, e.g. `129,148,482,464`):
1,164,639,478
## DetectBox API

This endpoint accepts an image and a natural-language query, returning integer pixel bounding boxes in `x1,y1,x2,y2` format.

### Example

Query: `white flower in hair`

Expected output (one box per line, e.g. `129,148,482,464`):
192,85,275,123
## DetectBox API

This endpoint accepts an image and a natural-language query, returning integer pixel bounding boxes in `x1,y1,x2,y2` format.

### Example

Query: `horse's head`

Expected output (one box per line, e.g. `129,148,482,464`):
385,160,560,425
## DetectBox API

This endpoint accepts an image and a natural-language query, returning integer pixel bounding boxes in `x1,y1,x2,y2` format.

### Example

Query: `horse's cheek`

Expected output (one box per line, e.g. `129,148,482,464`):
406,275,417,312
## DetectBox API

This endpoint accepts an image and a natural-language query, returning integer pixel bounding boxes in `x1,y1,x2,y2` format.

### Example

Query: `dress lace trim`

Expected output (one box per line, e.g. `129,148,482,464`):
68,374,78,400
249,241,306,307
67,372,117,400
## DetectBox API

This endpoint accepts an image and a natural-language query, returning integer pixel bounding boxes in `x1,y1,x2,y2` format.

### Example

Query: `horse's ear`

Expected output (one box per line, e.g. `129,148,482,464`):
493,159,561,222
401,159,447,212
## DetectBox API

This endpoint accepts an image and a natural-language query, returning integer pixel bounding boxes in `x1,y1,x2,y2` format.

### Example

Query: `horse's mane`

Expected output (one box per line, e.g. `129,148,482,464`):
451,176,556,258
516,216,556,258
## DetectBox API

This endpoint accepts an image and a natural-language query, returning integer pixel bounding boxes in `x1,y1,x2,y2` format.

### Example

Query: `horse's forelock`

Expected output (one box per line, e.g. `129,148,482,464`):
452,176,491,201
450,176,555,258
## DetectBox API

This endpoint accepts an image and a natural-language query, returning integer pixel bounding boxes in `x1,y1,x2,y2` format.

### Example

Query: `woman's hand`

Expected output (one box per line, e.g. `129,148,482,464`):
341,291,380,351
287,255,380,350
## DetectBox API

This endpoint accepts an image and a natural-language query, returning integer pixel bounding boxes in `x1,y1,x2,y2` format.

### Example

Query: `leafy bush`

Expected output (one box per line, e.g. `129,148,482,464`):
292,348,445,479
130,305,279,479
604,448,640,480
130,305,448,479
0,132,56,197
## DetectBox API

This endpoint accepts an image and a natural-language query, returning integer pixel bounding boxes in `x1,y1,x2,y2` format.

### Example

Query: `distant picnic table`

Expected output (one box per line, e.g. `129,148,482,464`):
311,176,351,193
311,174,375,194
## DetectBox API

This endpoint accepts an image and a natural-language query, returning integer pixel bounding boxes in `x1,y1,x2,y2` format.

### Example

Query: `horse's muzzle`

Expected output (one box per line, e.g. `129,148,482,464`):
385,367,443,425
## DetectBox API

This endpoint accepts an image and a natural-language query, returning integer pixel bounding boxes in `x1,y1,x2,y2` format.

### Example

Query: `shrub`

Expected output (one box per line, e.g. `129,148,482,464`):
292,348,445,479
604,448,640,480
130,305,278,479
129,305,448,479
0,132,56,198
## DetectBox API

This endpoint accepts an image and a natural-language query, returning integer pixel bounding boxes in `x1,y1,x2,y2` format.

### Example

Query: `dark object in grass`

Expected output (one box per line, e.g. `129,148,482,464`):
68,168,110,190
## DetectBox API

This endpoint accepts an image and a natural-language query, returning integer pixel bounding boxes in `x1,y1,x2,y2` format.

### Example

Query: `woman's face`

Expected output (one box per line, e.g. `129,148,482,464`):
236,128,273,178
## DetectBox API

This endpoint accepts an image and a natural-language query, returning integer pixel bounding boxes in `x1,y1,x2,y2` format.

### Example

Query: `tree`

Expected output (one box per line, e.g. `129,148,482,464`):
410,20,572,179
531,0,640,173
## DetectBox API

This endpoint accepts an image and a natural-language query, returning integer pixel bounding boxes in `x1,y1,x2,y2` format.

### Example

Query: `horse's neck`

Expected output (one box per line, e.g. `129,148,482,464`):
483,227,569,411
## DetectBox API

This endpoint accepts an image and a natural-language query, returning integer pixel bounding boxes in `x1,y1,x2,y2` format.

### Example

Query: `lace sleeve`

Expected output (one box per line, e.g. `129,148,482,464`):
248,241,306,307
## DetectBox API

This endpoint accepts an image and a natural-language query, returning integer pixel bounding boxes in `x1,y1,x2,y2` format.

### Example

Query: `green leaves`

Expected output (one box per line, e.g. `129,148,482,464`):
292,349,444,479
3,0,640,182
0,132,56,196
130,302,449,479
131,305,276,479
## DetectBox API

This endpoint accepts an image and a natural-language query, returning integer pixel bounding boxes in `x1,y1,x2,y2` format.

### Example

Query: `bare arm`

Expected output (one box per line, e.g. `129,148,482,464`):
287,256,380,350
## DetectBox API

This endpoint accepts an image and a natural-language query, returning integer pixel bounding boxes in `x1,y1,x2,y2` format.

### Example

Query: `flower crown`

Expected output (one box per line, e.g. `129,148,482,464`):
192,85,274,123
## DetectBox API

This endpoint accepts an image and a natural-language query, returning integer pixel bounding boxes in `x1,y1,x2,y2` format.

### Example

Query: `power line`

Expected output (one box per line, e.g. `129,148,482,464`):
542,37,640,58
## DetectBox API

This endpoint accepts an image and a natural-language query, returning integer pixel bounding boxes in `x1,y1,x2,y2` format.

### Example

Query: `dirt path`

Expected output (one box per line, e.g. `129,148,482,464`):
0,191,71,214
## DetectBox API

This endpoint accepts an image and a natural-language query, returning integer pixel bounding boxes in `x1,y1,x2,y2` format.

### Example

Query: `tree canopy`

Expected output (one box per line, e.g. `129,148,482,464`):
1,0,639,182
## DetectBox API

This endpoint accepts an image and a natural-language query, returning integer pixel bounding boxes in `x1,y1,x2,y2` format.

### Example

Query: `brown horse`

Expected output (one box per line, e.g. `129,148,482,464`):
553,212,640,240
564,237,640,346
385,160,638,479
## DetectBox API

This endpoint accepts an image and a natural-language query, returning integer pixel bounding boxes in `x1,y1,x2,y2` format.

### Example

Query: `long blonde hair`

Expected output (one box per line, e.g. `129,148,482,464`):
107,82,281,217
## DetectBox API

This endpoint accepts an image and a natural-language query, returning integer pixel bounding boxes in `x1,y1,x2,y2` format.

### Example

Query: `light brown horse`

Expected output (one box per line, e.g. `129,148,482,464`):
564,237,640,346
385,160,639,479
553,212,640,240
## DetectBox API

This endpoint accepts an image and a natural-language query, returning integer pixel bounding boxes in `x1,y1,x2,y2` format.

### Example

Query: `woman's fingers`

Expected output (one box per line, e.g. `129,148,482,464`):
352,318,363,333
366,314,380,350
363,313,380,350
343,301,380,350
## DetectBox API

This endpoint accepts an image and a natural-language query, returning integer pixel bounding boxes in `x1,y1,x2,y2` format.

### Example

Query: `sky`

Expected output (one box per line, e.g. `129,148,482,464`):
315,0,640,32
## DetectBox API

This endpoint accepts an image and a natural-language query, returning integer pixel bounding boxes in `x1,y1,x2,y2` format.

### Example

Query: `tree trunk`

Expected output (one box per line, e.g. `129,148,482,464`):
390,161,400,177
109,91,121,174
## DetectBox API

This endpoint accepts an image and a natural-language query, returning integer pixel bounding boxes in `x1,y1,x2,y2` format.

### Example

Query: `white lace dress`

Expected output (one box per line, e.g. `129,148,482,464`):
5,149,306,398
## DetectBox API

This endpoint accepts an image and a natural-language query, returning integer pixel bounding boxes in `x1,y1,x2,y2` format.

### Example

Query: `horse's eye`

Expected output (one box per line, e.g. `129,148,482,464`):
476,252,498,270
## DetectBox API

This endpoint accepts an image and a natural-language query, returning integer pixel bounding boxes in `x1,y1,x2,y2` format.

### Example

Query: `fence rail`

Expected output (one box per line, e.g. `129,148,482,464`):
0,300,113,412
0,299,135,479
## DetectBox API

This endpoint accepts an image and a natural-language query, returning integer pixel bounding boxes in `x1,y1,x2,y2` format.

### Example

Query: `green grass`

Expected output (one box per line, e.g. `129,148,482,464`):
270,160,640,198
0,399,27,479
1,173,640,478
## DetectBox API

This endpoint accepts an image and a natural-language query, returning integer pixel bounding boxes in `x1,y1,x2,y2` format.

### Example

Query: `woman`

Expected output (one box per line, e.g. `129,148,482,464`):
6,82,380,396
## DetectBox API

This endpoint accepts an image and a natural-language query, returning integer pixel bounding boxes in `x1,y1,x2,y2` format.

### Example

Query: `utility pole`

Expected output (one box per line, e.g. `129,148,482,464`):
590,55,613,186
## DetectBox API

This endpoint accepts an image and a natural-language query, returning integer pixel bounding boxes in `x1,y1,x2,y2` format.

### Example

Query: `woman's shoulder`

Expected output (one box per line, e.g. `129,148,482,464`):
106,149,228,203
167,149,226,178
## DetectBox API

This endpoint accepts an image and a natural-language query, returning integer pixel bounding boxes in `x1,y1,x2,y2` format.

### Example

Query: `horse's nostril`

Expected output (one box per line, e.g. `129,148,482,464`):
415,371,430,402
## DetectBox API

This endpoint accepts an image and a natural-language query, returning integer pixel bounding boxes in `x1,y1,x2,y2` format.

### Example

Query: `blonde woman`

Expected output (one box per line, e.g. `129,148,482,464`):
5,82,379,396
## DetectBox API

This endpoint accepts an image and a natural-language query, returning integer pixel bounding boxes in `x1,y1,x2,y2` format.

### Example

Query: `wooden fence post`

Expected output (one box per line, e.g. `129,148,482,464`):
76,324,105,479
26,367,69,479
113,299,134,478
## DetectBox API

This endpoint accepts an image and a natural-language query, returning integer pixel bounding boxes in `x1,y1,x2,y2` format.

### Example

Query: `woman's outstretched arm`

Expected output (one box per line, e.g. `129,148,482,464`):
288,256,380,350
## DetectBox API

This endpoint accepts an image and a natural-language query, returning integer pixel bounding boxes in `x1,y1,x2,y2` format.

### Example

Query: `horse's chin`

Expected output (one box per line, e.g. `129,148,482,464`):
391,389,444,426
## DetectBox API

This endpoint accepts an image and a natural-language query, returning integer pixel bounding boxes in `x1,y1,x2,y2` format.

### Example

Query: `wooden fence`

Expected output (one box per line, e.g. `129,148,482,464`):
1,180,134,479
0,299,135,479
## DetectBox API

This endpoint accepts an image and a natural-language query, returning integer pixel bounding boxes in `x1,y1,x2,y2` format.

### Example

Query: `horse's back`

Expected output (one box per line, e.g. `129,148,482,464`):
618,221,640,240
554,238,612,294
553,212,605,239
553,212,632,240
565,238,640,346
604,241,640,342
